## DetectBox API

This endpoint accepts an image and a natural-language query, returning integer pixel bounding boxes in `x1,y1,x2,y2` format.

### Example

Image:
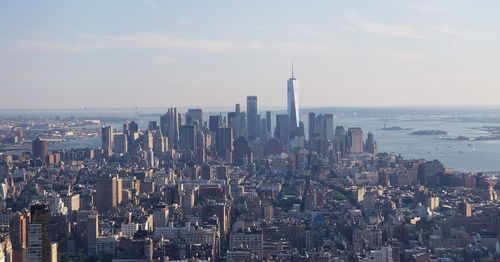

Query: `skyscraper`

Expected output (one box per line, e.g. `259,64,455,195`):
96,174,123,212
27,204,52,262
86,210,99,254
216,127,233,162
32,137,48,160
113,133,128,154
160,108,180,148
180,125,196,151
265,111,272,133
287,64,299,132
186,108,203,127
347,127,364,154
365,132,377,154
209,115,223,133
233,136,252,166
275,114,290,143
246,96,259,141
101,126,113,157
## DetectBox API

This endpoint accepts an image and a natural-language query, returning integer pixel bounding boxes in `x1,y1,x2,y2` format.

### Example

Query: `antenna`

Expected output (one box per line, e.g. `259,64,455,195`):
291,60,294,79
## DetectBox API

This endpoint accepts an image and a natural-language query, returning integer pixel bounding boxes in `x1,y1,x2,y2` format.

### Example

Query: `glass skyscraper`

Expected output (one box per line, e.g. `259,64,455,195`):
287,65,299,131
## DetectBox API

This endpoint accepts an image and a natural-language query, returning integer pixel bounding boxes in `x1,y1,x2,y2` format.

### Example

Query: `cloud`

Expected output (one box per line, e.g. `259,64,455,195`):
14,32,353,56
285,22,329,39
431,24,472,38
343,13,432,40
16,33,269,53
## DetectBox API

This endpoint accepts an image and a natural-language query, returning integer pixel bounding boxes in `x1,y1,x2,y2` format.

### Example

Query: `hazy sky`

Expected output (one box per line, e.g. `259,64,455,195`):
1,0,500,109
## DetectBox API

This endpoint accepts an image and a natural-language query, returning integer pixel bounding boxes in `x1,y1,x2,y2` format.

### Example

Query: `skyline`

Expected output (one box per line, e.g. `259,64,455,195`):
2,1,500,109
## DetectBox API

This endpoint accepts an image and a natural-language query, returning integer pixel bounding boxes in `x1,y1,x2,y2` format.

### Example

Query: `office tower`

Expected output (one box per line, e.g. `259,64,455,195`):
113,134,128,154
32,137,48,160
417,160,445,186
256,114,261,139
216,127,233,162
308,113,316,143
246,96,259,141
260,118,268,140
180,125,196,151
334,126,347,158
10,211,29,261
209,115,222,133
152,129,168,155
122,122,129,135
101,126,113,157
365,132,377,154
143,129,154,151
160,108,180,148
233,136,252,166
287,64,299,132
309,113,334,142
27,204,52,262
265,111,272,133
153,203,169,229
347,127,364,154
148,121,158,131
96,174,123,212
275,114,290,143
129,121,139,133
86,210,99,254
228,104,246,138
195,130,206,164
186,109,203,127
324,114,334,141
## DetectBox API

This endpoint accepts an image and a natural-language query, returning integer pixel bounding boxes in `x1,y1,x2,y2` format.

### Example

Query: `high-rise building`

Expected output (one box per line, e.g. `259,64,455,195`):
265,111,272,133
86,210,99,254
216,127,233,162
308,112,316,143
287,64,299,133
129,121,139,133
152,129,168,155
142,129,154,151
334,126,347,158
32,137,48,160
160,108,180,148
10,211,29,261
113,133,128,154
186,109,203,127
365,132,377,154
96,174,123,212
180,125,196,151
209,115,223,133
347,127,364,154
275,114,290,143
228,104,246,138
233,136,252,166
27,204,52,262
101,126,113,157
246,96,258,141
153,203,169,229
148,121,158,131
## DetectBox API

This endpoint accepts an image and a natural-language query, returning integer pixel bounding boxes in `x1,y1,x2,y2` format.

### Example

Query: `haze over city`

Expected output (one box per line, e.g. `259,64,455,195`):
2,0,500,109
